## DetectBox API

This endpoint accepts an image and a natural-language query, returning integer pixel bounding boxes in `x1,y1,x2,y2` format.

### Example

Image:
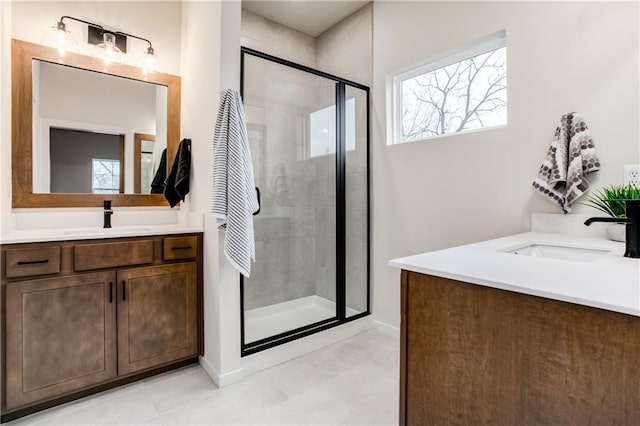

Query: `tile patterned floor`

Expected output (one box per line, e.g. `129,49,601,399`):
7,329,399,426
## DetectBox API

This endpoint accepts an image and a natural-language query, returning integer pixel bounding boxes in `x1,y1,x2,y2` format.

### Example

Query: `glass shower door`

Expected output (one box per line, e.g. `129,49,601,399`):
344,85,369,318
242,54,338,346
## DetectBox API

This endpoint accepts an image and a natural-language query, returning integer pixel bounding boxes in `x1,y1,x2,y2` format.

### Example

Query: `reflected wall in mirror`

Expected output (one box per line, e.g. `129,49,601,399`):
12,38,181,208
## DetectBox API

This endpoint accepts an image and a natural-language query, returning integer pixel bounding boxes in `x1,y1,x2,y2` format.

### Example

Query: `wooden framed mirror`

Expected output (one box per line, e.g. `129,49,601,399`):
12,38,181,207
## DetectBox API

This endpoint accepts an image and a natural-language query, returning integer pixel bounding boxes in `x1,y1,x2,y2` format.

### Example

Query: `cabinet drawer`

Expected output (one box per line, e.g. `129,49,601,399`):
5,246,61,278
163,236,198,260
74,240,154,271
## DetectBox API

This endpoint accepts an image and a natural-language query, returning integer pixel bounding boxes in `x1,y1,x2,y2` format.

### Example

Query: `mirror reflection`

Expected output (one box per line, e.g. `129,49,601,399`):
134,133,159,195
32,60,167,194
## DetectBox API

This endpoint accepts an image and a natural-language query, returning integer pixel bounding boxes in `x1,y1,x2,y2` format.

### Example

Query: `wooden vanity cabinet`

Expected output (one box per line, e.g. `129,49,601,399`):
400,270,640,425
1,233,203,421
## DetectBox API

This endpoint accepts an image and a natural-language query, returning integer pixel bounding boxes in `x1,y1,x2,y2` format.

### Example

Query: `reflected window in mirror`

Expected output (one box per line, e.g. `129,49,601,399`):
91,158,121,194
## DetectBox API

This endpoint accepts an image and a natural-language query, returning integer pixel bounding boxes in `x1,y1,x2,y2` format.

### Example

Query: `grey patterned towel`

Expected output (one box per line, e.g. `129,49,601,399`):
532,112,600,213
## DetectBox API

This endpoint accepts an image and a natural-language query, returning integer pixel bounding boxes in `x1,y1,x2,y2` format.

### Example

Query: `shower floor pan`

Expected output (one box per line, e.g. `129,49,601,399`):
245,295,360,343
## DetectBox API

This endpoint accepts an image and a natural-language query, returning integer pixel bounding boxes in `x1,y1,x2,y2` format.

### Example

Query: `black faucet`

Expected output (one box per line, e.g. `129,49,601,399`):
103,200,113,229
584,199,640,258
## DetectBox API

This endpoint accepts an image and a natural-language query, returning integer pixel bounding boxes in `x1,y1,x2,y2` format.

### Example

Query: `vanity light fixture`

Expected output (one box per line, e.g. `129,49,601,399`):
40,16,79,56
118,31,157,74
42,16,157,72
93,31,124,65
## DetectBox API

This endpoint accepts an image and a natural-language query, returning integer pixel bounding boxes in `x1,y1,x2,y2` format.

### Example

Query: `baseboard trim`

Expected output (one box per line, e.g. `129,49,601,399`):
198,356,244,388
373,319,400,337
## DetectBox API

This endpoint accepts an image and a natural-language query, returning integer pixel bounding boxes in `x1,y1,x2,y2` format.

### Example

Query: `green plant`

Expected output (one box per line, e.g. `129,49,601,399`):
584,184,640,217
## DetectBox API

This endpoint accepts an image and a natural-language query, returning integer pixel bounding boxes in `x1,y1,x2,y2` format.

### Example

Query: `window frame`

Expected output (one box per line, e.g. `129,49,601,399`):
391,30,507,145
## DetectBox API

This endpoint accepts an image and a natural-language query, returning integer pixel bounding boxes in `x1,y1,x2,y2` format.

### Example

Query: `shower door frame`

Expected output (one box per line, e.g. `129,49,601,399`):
239,47,371,356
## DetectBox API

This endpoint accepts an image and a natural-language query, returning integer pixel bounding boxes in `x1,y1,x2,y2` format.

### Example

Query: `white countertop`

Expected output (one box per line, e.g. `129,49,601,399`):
390,232,640,316
0,224,203,244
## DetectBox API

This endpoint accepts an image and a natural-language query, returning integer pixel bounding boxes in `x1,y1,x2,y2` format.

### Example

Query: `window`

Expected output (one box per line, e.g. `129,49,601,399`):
91,158,120,194
309,98,356,157
391,30,507,144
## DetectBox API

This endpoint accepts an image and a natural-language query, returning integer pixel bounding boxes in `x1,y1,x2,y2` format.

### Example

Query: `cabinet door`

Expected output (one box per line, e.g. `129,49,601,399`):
401,272,520,425
5,272,117,410
117,262,198,375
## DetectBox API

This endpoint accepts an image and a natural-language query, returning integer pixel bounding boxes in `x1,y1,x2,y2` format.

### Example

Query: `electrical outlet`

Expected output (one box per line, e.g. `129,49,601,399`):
624,165,640,186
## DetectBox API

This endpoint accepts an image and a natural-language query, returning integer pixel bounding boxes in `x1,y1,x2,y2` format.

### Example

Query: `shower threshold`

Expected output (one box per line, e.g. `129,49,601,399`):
244,295,360,344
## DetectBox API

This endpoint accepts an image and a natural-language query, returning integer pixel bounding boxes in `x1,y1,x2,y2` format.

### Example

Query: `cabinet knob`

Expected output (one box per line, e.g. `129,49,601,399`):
122,280,126,301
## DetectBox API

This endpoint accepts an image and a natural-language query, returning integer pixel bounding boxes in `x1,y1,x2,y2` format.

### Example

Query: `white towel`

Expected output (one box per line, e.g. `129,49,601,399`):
212,89,260,277
532,112,600,213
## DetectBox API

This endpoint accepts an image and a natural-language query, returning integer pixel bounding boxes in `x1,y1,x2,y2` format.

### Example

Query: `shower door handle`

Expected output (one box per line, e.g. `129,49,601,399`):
254,187,261,216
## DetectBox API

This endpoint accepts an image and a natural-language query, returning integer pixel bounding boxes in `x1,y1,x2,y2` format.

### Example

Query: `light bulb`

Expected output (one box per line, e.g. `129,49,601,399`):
41,21,78,56
137,46,157,75
94,32,123,65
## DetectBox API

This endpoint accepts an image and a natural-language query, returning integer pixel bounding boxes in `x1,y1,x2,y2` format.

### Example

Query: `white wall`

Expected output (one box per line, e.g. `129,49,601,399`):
182,0,246,387
38,61,157,131
372,1,639,328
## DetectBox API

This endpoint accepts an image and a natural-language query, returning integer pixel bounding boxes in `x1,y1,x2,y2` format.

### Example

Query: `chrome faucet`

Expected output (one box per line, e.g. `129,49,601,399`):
103,200,113,229
584,199,640,258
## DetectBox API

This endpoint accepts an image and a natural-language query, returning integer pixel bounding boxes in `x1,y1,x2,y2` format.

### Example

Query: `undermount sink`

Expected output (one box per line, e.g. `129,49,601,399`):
63,227,151,235
504,243,611,262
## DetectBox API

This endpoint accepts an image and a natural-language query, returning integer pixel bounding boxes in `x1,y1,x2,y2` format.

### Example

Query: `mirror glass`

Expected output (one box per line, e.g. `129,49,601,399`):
134,133,159,194
31,60,168,195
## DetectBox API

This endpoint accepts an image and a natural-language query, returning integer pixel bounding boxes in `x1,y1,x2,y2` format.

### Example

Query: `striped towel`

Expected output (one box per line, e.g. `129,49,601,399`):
212,89,259,277
532,112,600,213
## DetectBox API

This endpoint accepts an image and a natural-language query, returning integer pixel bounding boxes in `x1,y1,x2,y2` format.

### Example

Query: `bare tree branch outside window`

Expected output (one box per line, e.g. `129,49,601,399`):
400,47,507,142
92,159,120,194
